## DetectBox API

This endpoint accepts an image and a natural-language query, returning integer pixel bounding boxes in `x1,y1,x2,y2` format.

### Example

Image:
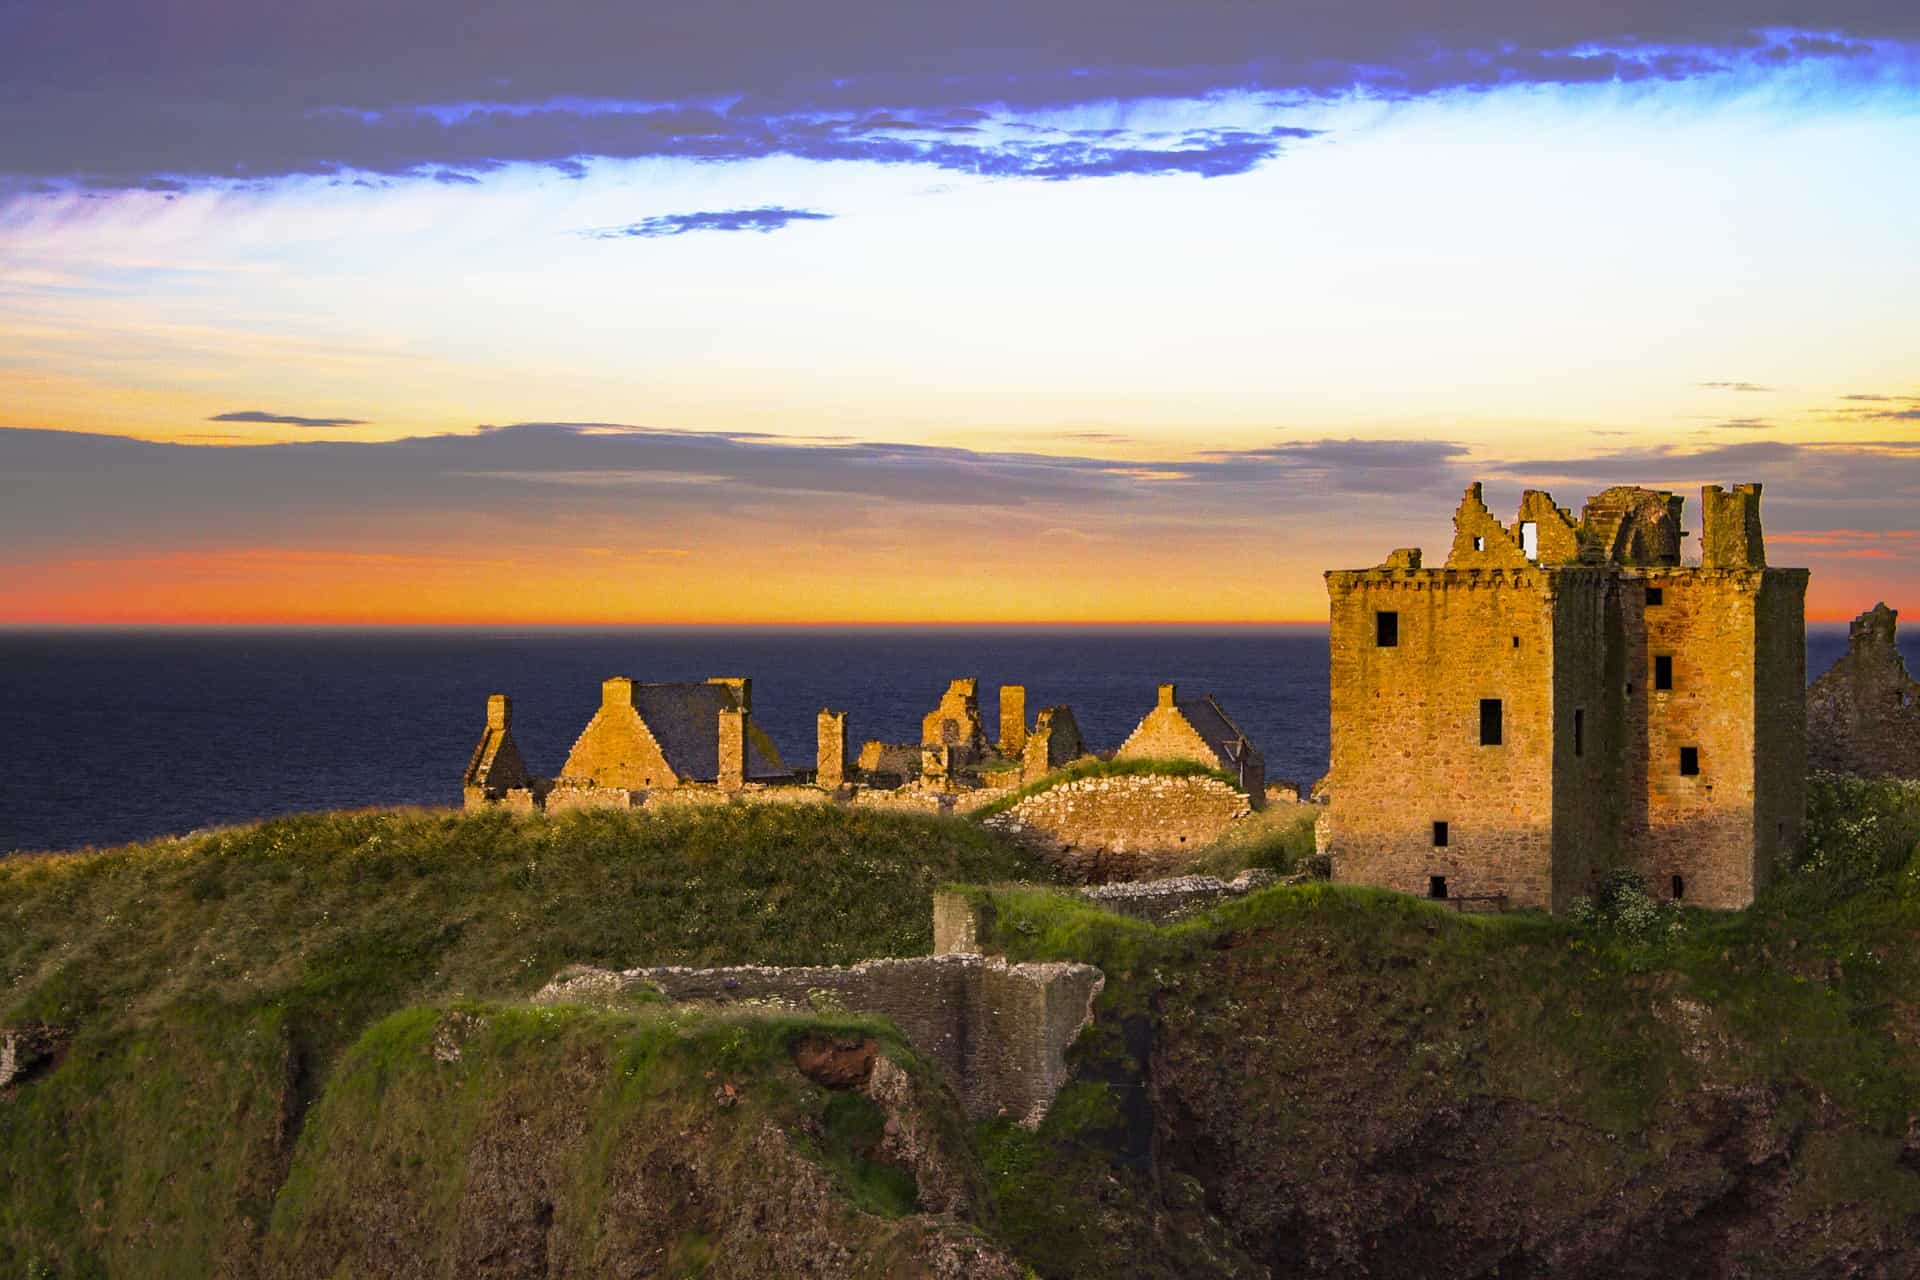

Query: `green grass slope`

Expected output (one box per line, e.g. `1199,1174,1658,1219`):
0,804,1047,1277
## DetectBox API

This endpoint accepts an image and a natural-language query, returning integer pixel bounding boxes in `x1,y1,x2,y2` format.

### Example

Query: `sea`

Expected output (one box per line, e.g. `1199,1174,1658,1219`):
0,624,1905,854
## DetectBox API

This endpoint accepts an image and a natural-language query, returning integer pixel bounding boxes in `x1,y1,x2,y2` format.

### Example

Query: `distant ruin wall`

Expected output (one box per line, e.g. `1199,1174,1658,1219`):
981,773,1251,881
1809,604,1920,780
535,954,1103,1126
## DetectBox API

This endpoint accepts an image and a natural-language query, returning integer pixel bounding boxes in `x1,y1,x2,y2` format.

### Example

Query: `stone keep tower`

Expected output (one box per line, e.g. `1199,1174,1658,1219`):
1323,481,1806,912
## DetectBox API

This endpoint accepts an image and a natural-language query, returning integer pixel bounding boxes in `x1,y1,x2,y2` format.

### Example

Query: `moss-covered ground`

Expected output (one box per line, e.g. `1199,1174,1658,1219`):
7,777,1920,1276
0,804,1046,1276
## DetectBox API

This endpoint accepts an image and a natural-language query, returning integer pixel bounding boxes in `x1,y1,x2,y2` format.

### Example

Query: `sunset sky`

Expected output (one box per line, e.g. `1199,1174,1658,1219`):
2,2,1916,623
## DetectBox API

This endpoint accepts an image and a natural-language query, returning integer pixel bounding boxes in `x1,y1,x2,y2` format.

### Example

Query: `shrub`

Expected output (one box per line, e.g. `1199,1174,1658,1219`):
1568,869,1683,943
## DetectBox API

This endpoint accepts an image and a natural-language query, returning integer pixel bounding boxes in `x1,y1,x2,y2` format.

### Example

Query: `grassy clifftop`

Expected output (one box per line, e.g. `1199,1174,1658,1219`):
7,780,1920,1277
0,804,1045,1276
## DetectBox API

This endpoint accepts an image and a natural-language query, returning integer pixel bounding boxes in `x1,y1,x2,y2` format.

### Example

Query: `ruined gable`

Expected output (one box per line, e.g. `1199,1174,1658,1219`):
559,676,680,789
1809,603,1920,779
1116,684,1266,803
463,694,533,808
1445,482,1532,568
1512,489,1585,565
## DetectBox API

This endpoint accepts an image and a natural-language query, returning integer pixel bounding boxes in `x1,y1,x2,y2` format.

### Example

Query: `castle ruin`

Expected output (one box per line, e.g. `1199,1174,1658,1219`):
1323,481,1807,911
1808,603,1920,779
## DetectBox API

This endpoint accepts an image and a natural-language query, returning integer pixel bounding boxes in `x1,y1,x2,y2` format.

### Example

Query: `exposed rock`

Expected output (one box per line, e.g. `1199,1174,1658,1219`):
0,1024,65,1090
790,1031,878,1089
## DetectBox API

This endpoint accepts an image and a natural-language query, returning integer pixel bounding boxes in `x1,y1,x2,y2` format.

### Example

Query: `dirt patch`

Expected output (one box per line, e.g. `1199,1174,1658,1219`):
792,1031,879,1089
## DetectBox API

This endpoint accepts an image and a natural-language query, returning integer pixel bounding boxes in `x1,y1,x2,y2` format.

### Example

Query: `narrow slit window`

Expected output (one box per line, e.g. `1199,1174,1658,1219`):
1654,655,1674,691
1671,875,1685,900
1473,535,1485,551
1432,821,1449,848
1428,875,1448,900
1480,698,1503,745
1573,708,1585,757
1376,610,1399,647
1679,746,1700,776
1511,635,1519,648
1519,521,1539,560
1646,586,1664,606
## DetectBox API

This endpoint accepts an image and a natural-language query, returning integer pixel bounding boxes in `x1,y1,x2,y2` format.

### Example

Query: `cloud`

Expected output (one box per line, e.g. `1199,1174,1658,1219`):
0,422,1478,560
1704,417,1774,430
582,207,833,239
1823,391,1920,422
1697,381,1773,392
2,4,1910,190
208,409,369,428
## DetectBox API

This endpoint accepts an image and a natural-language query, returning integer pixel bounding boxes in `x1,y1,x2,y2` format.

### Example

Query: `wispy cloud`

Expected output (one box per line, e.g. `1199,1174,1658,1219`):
1824,391,1920,423
1704,417,1774,430
582,207,833,239
1697,380,1773,392
208,409,369,428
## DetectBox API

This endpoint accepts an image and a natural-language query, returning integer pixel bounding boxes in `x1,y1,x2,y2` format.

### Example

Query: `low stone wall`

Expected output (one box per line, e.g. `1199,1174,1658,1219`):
932,873,1278,956
981,773,1252,881
536,954,1103,1126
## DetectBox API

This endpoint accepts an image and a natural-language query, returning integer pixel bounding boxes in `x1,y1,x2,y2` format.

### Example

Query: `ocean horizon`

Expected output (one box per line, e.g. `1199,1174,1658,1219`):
1,622,1904,854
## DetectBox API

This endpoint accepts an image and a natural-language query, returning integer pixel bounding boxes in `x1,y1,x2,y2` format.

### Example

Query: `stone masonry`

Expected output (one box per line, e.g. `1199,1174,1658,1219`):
535,953,1103,1126
1324,480,1807,912
982,772,1253,881
1117,684,1266,806
1808,603,1920,779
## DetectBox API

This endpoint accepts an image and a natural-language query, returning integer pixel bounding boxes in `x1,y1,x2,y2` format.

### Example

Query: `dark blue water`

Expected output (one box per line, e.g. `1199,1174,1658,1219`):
1,625,1904,853
0,627,1335,852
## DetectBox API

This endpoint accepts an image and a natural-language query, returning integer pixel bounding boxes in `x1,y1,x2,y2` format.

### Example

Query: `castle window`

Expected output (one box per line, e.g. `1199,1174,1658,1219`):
1574,708,1585,757
1479,699,1503,746
1519,521,1539,560
1646,586,1664,606
1679,746,1700,776
1432,821,1449,848
1654,655,1674,691
1428,875,1449,900
1376,611,1399,647
1473,536,1486,551
1671,875,1685,900
1511,635,1519,648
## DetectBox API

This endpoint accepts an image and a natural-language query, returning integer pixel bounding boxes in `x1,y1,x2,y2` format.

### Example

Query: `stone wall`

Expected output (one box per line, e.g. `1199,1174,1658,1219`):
981,772,1251,882
1324,565,1562,909
930,876,1278,952
535,954,1103,1126
1809,603,1920,780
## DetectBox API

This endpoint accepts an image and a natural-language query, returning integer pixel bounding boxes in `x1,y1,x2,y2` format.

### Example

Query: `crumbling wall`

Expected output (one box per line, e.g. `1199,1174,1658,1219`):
1809,603,1920,780
1022,706,1087,782
982,773,1251,882
1446,482,1532,568
535,954,1103,1126
921,678,989,760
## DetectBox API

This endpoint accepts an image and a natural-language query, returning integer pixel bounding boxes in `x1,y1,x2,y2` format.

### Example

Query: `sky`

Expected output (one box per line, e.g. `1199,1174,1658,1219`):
0,1,1916,623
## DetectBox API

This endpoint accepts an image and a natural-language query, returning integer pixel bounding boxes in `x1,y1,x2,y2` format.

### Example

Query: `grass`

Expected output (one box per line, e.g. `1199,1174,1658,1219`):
0,803,1051,1276
968,756,1242,820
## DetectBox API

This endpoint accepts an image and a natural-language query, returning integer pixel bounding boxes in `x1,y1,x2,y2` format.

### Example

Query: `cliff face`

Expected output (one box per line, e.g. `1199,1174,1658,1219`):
972,777,1920,1279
